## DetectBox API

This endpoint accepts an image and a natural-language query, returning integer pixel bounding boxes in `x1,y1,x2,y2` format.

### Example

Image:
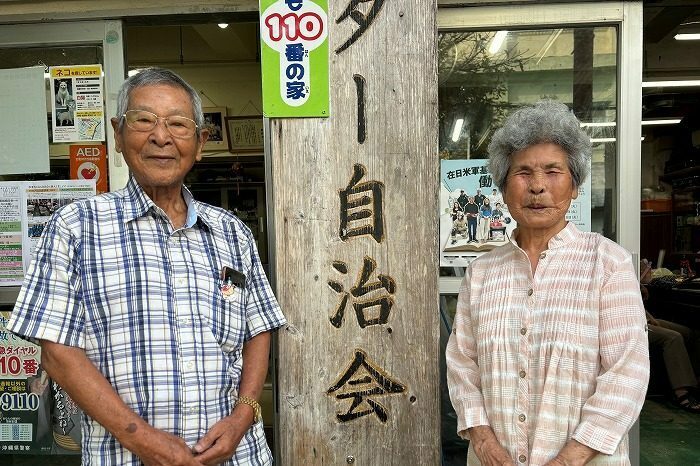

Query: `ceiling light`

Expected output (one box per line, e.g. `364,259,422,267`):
642,80,700,88
590,137,616,143
218,23,229,29
674,33,700,41
580,122,616,128
641,119,682,126
488,31,508,55
451,118,465,142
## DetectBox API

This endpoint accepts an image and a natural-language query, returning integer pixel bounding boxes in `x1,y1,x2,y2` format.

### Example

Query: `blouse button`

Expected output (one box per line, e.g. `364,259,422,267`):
540,252,546,259
527,288,533,296
518,414,526,422
519,370,526,378
519,454,527,463
520,327,527,335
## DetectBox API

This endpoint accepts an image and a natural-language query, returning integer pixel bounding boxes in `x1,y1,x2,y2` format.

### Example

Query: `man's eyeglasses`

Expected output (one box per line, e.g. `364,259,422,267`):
123,110,198,139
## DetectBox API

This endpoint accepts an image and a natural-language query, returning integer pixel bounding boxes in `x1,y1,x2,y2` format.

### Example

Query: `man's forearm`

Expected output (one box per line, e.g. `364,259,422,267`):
239,331,271,400
39,340,152,451
233,331,271,422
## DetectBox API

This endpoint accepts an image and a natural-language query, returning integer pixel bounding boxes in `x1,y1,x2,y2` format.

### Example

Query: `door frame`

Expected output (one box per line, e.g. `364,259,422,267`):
0,20,126,307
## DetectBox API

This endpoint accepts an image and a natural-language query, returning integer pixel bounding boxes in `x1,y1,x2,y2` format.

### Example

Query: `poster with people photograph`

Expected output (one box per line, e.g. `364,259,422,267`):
440,159,591,267
201,107,228,152
440,160,515,267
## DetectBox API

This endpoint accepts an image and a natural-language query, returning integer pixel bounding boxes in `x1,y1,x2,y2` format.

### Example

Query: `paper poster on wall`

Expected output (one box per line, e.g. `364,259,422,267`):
259,0,329,117
0,180,96,287
22,181,96,270
440,159,591,267
50,65,105,143
0,312,82,455
0,66,50,176
0,183,24,286
0,312,53,455
440,160,516,267
70,145,108,194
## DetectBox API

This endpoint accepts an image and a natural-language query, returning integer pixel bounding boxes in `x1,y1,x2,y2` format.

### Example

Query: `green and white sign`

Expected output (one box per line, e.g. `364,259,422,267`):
259,0,329,117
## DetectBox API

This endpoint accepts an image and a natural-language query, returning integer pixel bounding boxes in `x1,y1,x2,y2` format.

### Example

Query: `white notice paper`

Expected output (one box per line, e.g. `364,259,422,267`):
0,66,50,175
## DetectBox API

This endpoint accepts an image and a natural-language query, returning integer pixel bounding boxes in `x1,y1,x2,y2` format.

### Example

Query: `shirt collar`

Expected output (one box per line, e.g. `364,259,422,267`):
510,221,580,251
121,176,211,230
122,176,154,222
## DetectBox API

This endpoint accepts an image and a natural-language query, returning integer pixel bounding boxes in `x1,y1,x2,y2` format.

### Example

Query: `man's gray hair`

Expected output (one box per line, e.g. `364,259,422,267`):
115,67,205,140
487,100,591,191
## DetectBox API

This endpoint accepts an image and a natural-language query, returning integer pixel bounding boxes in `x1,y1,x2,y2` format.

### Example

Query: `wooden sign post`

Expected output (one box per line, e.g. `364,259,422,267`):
272,0,439,463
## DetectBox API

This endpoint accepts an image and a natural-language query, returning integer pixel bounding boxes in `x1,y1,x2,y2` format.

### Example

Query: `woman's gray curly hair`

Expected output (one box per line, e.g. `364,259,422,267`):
487,100,591,191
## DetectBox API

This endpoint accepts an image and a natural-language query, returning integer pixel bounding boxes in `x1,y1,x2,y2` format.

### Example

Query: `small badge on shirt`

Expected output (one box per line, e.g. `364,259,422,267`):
220,266,246,301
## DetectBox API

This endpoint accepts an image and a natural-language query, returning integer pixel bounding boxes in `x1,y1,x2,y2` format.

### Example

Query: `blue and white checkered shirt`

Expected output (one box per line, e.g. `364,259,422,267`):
8,176,286,465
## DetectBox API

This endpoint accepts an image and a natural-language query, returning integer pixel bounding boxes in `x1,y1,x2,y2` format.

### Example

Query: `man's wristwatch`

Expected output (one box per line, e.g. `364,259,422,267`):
235,395,262,423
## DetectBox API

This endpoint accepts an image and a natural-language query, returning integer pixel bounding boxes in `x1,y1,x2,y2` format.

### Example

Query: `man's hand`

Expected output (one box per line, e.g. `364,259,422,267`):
468,425,515,466
192,411,252,465
130,426,203,466
543,439,598,466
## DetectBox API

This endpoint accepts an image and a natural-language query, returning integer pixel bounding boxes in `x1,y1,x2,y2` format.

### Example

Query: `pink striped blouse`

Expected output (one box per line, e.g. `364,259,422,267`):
446,223,649,465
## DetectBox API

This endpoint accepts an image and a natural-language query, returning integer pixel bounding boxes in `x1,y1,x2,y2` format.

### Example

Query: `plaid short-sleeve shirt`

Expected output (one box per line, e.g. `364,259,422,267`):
8,177,286,465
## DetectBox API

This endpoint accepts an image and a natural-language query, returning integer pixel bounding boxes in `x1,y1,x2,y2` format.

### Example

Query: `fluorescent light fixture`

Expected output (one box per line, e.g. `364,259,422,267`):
451,118,465,142
580,122,616,128
488,31,508,55
674,33,700,41
128,69,142,77
590,137,645,143
590,137,616,143
641,118,682,126
580,120,682,127
643,80,700,88
218,23,229,29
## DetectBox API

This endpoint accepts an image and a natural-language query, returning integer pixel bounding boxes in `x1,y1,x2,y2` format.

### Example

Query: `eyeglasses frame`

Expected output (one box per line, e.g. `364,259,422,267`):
122,109,200,139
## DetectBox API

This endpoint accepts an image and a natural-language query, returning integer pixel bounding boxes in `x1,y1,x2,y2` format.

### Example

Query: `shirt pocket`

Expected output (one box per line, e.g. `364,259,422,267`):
200,281,247,354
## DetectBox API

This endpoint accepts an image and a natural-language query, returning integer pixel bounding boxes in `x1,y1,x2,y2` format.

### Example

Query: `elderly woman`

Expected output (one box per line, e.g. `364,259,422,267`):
446,101,649,466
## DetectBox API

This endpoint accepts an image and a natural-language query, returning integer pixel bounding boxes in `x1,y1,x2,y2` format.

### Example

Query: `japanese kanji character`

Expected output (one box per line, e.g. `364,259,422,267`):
339,164,384,243
479,175,493,188
286,81,307,100
327,349,406,423
285,43,306,61
328,256,396,328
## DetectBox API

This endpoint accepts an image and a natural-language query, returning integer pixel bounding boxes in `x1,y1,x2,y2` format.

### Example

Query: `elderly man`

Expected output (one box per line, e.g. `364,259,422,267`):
8,68,286,465
446,101,649,465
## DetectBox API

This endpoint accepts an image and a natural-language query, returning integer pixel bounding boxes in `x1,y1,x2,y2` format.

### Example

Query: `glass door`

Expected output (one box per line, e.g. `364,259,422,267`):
0,21,125,462
437,2,643,464
0,21,125,309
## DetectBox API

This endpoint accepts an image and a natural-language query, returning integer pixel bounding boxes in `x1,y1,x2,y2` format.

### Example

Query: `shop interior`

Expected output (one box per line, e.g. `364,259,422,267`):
438,3,700,465
1,2,700,464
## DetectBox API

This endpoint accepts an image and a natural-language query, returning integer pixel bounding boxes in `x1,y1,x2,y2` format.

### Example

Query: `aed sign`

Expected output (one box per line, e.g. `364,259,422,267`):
259,0,329,117
69,144,108,194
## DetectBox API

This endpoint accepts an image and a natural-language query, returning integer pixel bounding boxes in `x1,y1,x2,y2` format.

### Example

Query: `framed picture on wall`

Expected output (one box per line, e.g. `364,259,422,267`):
226,116,264,154
202,107,228,152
